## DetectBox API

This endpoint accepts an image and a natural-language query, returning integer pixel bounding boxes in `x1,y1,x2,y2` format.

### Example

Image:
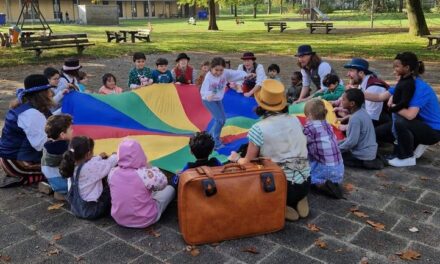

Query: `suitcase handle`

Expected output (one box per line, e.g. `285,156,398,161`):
221,163,246,173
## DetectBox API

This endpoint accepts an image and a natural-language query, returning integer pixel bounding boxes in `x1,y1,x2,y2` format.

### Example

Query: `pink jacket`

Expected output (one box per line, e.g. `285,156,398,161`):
98,85,123,95
109,139,167,228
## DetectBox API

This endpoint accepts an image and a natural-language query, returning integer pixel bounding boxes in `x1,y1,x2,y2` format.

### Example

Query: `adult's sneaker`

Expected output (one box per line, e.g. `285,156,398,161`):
388,156,416,167
414,144,429,159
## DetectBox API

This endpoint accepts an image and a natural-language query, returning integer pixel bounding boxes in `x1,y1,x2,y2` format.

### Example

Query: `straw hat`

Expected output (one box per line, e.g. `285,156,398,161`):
255,79,287,112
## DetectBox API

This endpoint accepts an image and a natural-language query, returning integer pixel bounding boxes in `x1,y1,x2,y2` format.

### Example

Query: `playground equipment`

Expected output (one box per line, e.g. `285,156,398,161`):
311,7,330,21
15,0,52,34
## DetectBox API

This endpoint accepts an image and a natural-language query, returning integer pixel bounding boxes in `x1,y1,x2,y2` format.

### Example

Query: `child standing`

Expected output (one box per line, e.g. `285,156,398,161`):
109,139,174,228
338,89,383,170
60,136,118,219
200,57,252,149
78,71,88,93
171,132,222,189
267,64,281,82
286,71,303,104
195,61,210,88
99,73,123,94
128,52,153,89
152,58,173,83
172,53,196,84
41,114,73,195
303,99,344,199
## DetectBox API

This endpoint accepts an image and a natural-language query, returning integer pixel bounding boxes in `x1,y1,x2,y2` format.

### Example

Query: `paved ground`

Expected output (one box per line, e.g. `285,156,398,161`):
0,147,440,264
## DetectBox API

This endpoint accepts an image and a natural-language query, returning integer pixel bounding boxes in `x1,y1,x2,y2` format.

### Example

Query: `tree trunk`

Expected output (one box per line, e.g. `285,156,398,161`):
230,4,234,15
208,0,218,30
399,0,403,12
280,0,283,14
267,0,272,15
406,0,430,36
253,3,257,18
234,4,237,17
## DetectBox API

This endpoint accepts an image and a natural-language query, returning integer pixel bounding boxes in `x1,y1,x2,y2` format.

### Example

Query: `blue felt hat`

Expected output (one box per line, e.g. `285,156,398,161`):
344,58,372,74
295,45,315,57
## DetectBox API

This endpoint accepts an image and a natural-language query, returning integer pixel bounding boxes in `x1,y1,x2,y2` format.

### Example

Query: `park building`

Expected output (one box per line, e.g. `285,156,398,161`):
0,0,208,23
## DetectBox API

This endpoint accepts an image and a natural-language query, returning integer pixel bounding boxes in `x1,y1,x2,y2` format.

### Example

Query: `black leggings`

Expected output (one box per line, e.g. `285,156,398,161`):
286,178,310,208
375,116,440,159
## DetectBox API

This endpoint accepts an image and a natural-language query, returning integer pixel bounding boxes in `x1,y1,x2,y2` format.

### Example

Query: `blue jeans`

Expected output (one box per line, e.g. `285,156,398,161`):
202,100,226,147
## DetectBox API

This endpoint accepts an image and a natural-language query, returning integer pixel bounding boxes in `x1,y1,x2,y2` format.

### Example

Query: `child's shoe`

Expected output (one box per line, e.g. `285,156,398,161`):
296,196,309,218
285,206,299,221
38,182,53,195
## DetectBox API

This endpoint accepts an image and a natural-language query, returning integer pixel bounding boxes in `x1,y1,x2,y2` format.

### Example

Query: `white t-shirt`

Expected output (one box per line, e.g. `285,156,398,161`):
301,62,332,90
200,69,247,101
360,75,387,121
236,63,267,87
17,108,47,152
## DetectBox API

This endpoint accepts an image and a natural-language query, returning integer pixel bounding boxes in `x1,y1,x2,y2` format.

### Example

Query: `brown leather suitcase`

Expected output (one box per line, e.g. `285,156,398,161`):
178,159,286,245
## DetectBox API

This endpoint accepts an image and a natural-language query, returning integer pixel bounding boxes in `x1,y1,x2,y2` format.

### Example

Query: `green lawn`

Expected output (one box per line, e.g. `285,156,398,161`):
1,12,440,67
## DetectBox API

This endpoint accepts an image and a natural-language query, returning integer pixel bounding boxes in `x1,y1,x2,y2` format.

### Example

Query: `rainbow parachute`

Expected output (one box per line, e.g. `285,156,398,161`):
62,84,343,173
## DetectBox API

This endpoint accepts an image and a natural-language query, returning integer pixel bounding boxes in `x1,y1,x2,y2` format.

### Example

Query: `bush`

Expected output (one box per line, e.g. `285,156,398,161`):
319,2,334,14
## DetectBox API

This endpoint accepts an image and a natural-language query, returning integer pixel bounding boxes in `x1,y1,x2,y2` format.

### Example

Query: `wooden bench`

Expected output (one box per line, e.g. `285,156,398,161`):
424,35,440,50
105,31,126,43
264,21,287,33
20,33,94,57
134,29,151,43
306,22,333,34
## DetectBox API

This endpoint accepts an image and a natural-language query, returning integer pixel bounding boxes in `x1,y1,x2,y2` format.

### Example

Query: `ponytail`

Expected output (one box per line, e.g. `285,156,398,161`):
59,136,94,178
395,52,425,77
418,61,425,75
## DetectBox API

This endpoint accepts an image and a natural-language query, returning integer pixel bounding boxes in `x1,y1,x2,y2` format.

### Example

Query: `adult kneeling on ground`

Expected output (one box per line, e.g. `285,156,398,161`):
344,58,391,127
228,79,310,222
365,52,440,167
294,45,341,103
0,74,54,187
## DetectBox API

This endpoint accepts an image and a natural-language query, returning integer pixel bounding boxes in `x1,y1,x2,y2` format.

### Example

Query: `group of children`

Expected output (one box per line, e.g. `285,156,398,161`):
15,50,425,226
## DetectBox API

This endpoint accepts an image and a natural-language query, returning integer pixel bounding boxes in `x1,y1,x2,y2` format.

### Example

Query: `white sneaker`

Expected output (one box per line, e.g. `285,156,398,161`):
388,156,416,167
414,144,429,159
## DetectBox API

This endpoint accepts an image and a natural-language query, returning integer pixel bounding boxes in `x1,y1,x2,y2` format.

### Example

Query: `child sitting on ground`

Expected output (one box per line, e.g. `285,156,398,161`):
78,71,88,93
267,64,281,82
152,58,173,83
171,131,222,189
286,71,303,104
195,61,210,89
128,52,153,89
338,89,384,170
109,139,174,228
60,136,118,219
296,74,345,103
303,99,344,199
44,67,61,88
99,73,123,94
40,114,73,196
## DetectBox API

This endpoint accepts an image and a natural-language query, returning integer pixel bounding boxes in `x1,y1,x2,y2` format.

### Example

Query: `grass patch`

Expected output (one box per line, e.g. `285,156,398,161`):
1,12,440,67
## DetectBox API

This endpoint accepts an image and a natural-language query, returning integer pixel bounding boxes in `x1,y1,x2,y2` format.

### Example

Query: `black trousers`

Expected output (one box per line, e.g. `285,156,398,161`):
375,116,440,159
286,178,310,208
372,111,391,127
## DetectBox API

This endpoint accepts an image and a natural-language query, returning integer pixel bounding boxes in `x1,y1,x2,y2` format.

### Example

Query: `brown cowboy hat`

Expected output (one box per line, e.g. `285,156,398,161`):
240,52,256,60
255,79,287,112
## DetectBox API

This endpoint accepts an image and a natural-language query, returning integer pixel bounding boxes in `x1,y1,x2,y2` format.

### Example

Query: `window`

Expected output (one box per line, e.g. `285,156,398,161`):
53,0,61,19
23,0,40,20
131,1,137,17
117,1,123,17
151,2,155,17
143,1,149,17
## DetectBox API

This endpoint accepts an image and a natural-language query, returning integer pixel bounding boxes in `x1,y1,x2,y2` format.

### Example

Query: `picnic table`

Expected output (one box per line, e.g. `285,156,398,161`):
424,35,440,50
264,21,287,33
306,22,333,34
119,30,139,43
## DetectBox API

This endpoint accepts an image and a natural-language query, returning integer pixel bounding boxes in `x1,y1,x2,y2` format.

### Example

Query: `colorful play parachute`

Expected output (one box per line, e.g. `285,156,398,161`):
62,84,343,173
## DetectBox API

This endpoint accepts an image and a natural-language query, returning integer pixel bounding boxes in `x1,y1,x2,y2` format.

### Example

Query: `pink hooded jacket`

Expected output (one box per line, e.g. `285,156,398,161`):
109,139,167,228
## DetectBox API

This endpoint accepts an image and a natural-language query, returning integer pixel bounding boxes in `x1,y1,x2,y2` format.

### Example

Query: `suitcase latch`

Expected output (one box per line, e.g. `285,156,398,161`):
261,172,276,193
202,179,217,197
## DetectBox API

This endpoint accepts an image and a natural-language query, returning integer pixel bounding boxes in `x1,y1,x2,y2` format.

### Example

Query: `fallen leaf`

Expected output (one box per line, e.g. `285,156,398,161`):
409,227,419,233
47,203,64,211
360,256,369,264
210,243,220,247
146,228,161,238
52,234,63,241
0,255,11,262
241,246,259,254
375,172,386,178
307,223,321,232
343,183,355,193
47,248,60,256
349,207,359,212
190,248,200,257
186,245,193,252
366,220,385,231
423,210,432,214
353,211,369,218
396,249,421,260
334,248,344,253
420,176,429,181
314,239,328,249
75,256,83,262
399,186,407,192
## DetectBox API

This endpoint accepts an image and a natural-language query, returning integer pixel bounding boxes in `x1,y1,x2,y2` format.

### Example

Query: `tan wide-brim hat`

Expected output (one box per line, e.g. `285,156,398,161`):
255,79,287,112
